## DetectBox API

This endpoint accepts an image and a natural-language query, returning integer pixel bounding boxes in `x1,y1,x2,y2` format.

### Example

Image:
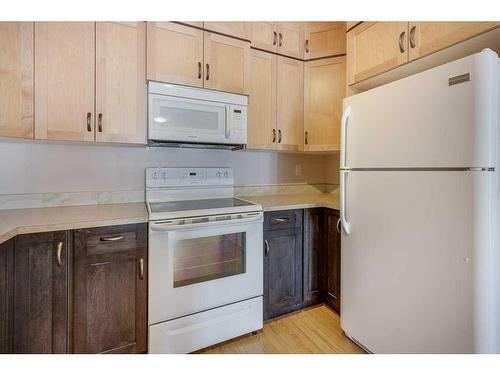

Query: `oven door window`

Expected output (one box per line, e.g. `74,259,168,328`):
172,232,246,288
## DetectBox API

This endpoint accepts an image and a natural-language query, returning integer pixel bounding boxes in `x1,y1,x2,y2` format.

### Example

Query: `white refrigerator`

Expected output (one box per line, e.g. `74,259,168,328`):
340,49,500,354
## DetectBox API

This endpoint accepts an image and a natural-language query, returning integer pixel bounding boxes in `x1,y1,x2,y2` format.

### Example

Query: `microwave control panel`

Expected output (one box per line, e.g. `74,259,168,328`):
228,105,247,144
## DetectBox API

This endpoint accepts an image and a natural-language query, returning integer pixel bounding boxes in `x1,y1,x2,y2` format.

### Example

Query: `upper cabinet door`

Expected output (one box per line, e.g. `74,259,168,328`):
204,32,250,94
96,22,146,144
304,56,345,152
277,22,304,59
147,22,203,87
204,22,249,39
276,56,303,151
35,22,95,141
346,22,408,85
248,22,278,53
247,49,277,150
0,22,34,139
304,22,346,60
408,22,500,61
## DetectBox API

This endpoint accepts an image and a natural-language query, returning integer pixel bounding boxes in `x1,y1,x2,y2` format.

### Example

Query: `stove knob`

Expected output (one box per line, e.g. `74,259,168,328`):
216,172,221,178
224,171,229,178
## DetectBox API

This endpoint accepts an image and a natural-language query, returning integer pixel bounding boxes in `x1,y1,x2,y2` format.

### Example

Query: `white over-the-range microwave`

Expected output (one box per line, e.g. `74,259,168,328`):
148,82,248,149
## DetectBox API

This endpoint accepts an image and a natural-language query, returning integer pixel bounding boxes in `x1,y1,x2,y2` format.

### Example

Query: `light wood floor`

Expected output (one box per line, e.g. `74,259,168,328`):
199,305,365,354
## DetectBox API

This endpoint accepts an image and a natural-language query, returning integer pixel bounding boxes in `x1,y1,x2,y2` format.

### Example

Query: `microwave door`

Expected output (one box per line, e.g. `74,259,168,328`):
149,94,229,144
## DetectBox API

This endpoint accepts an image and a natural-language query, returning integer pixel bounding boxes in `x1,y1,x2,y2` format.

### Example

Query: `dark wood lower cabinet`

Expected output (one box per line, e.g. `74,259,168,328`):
263,210,303,320
303,208,324,307
13,231,70,353
0,239,13,353
72,224,147,354
324,209,341,312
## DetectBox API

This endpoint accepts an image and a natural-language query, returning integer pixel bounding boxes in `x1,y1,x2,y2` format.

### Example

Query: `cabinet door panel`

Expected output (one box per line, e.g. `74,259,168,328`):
147,22,203,87
204,32,250,94
277,56,303,151
409,22,500,61
13,231,69,353
304,56,345,151
303,208,324,307
264,226,303,320
325,210,341,312
0,239,13,353
248,21,278,53
35,22,95,141
72,224,147,354
247,49,277,150
304,22,346,59
96,22,146,144
346,22,408,85
0,22,34,139
277,22,304,59
204,22,249,40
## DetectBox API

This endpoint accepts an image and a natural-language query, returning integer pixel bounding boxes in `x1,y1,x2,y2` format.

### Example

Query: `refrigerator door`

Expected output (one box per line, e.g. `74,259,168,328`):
341,49,498,169
341,170,497,353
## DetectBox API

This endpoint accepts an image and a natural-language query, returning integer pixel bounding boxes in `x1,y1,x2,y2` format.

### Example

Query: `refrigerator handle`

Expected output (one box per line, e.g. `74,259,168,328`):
340,106,351,169
340,170,351,235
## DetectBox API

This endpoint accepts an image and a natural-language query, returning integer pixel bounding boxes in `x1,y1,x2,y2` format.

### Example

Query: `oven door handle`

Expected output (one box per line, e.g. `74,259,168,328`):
150,212,263,232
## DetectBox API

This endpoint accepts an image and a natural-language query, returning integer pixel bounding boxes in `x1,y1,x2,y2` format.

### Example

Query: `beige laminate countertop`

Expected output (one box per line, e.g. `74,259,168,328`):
239,193,340,212
0,202,148,245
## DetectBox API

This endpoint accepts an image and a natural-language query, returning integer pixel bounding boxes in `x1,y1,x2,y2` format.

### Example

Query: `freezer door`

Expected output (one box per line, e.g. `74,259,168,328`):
341,170,497,353
341,50,498,169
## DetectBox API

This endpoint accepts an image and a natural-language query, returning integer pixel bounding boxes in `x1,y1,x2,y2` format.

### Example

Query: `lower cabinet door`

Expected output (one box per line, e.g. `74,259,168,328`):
0,239,13,353
324,210,341,312
303,208,324,307
13,231,69,353
263,227,303,320
72,224,147,354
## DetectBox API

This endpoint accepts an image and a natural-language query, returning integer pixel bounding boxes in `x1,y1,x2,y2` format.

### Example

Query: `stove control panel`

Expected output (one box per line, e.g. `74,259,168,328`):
146,167,234,188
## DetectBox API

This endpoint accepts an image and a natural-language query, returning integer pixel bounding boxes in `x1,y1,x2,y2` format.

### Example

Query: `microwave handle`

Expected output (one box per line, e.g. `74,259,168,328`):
225,105,230,139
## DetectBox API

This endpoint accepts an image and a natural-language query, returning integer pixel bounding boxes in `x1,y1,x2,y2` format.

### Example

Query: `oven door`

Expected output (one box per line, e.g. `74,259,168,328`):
149,94,232,144
148,212,263,324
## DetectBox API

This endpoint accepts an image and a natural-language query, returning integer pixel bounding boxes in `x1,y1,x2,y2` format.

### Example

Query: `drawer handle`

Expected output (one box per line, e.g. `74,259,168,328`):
274,217,291,223
409,25,417,48
100,235,125,242
139,257,145,280
264,240,270,257
55,241,63,268
398,31,406,53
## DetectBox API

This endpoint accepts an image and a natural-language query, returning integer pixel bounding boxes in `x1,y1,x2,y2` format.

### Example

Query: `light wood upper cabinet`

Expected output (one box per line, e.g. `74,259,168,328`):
204,32,250,94
35,22,95,142
304,56,345,152
276,56,303,151
203,22,249,40
408,22,500,61
248,22,278,53
96,22,146,144
304,22,346,60
277,22,305,59
147,22,204,87
346,22,408,85
247,49,277,150
0,22,34,139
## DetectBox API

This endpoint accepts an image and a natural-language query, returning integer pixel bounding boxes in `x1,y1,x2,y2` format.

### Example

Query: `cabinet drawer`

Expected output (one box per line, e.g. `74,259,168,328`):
264,210,302,231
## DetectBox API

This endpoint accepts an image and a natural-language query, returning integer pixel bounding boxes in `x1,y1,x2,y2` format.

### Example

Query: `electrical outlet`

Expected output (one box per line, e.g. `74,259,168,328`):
295,164,302,176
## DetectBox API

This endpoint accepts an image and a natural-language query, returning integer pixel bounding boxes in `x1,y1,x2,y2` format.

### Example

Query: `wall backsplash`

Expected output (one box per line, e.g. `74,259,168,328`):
0,140,340,196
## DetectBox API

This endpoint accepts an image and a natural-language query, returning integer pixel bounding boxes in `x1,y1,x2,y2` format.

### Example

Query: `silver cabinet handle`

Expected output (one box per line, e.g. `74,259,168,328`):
305,131,308,145
100,235,125,242
198,61,202,79
98,113,103,132
264,240,270,257
340,106,351,169
278,129,282,143
398,31,406,53
409,26,416,48
278,32,283,47
340,171,350,235
305,39,309,53
336,218,341,234
206,63,210,80
139,257,144,280
274,217,290,223
272,129,276,143
56,241,63,268
273,31,277,46
86,112,92,132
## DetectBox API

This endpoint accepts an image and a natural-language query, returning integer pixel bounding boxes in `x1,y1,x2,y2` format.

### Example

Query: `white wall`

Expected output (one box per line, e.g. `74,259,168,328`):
0,140,336,194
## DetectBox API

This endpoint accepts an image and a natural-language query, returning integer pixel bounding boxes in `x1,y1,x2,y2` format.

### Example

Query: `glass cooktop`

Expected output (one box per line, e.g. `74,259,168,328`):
149,198,256,213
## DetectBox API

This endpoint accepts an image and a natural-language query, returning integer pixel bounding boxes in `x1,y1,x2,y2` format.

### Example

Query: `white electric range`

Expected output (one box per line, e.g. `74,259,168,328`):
146,167,263,354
